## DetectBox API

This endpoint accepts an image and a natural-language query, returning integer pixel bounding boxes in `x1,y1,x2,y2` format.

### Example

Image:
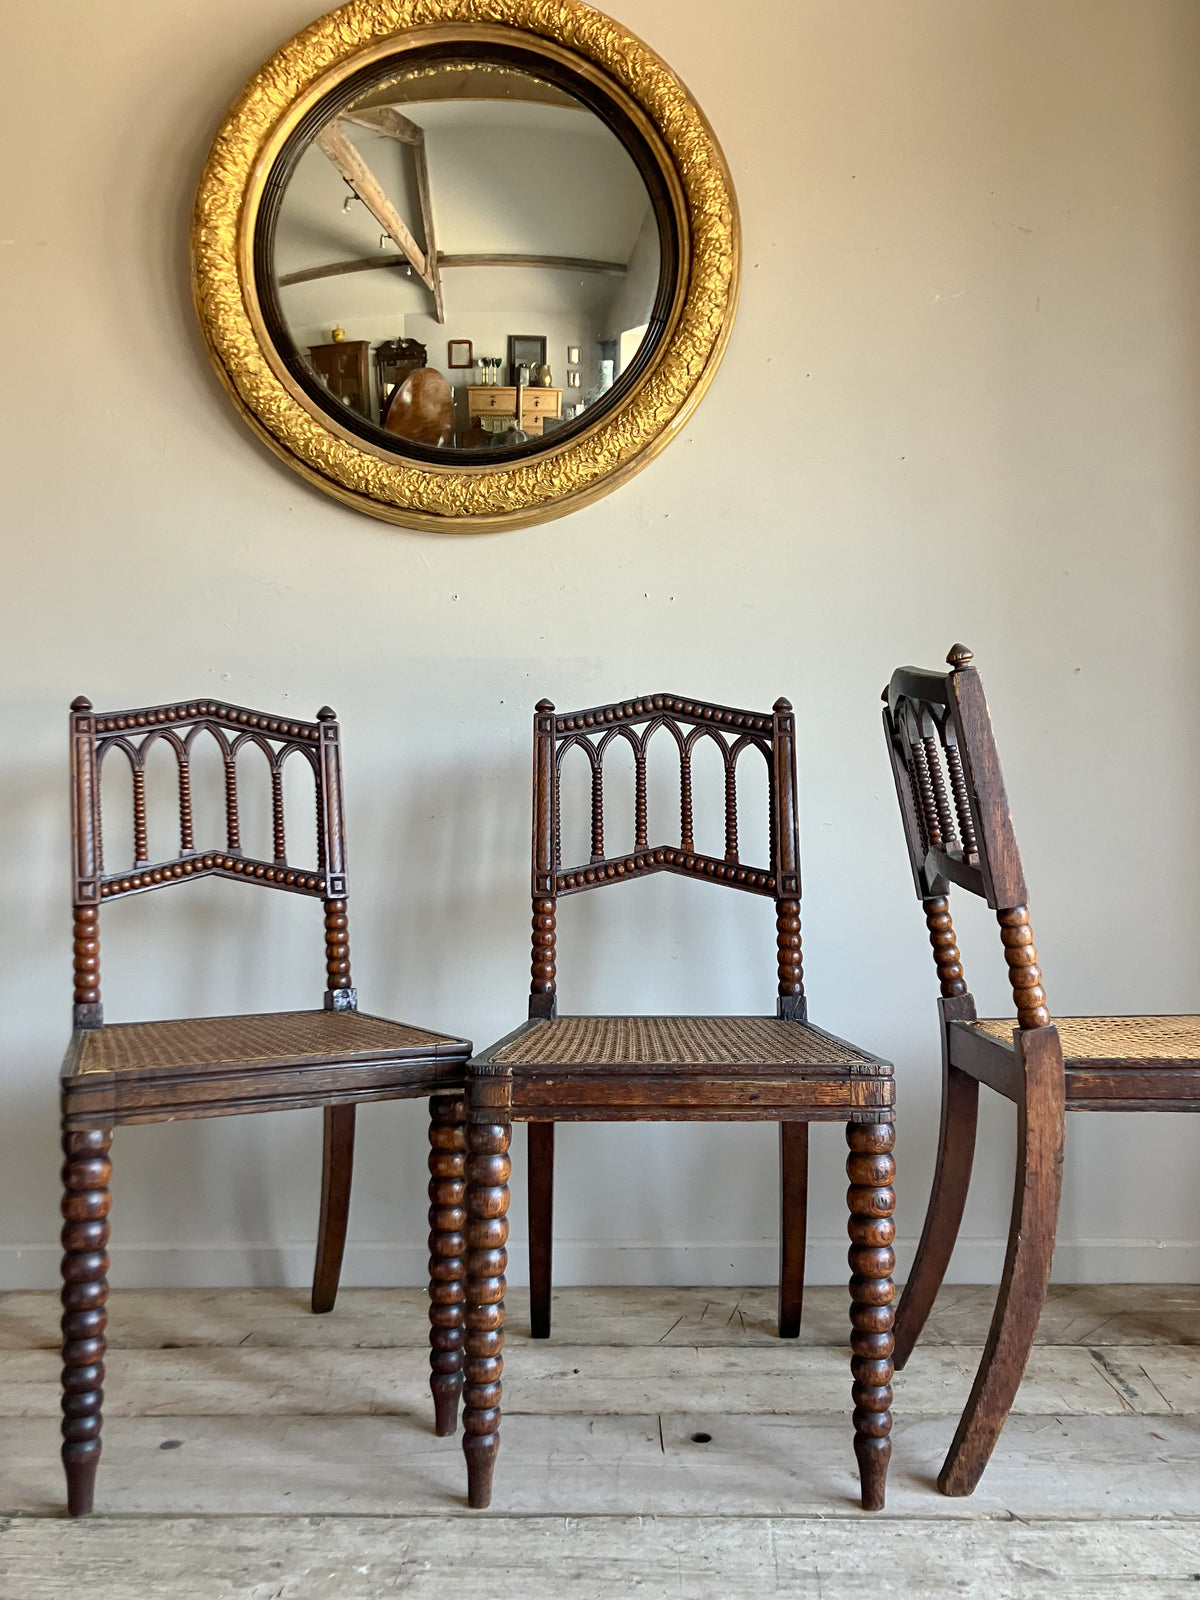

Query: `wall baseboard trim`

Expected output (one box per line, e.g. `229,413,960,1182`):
2,1238,1197,1291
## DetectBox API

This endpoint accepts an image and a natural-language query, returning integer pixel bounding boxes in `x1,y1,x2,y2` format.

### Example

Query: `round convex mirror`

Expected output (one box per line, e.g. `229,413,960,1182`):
193,2,740,532
260,52,671,464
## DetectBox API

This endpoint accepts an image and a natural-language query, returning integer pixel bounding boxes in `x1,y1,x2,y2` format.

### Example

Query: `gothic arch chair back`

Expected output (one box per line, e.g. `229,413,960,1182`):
883,644,1200,1497
60,695,470,1516
461,692,896,1513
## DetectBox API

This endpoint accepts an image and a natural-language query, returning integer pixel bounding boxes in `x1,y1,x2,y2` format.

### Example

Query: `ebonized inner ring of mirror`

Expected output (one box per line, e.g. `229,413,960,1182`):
254,42,680,466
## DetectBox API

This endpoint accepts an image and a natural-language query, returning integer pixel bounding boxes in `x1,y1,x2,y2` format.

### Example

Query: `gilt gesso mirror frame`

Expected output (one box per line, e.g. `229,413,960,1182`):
192,0,740,534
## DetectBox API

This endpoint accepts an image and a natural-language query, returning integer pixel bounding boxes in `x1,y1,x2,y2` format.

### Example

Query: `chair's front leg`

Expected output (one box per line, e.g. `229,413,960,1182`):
938,1026,1064,1495
428,1094,467,1436
462,1065,512,1509
847,1118,896,1511
60,1125,112,1518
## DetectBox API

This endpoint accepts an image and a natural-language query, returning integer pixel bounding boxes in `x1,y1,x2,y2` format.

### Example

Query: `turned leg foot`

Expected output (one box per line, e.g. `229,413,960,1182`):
527,1121,554,1339
312,1104,356,1314
847,1119,896,1512
428,1095,467,1436
462,1091,510,1509
778,1120,808,1339
60,1126,112,1518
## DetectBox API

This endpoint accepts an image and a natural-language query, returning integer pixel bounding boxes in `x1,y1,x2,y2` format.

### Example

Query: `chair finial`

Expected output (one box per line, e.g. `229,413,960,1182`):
536,698,555,712
773,697,793,713
70,695,93,712
947,644,974,670
317,706,337,721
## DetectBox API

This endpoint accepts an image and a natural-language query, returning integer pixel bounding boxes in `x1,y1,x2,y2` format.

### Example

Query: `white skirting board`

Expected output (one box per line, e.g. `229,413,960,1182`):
1,1236,1198,1290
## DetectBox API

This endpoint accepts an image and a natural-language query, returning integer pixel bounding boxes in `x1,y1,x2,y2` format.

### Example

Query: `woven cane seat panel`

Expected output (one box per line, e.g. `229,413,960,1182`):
968,1015,1200,1061
492,1016,876,1068
77,1011,459,1076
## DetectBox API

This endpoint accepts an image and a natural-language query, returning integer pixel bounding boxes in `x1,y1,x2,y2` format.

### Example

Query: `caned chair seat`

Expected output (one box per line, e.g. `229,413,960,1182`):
69,1010,465,1079
964,1014,1200,1061
491,1015,878,1069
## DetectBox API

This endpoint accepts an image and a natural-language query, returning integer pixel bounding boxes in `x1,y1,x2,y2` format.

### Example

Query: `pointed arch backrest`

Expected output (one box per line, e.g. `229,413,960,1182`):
528,692,805,1022
882,646,1049,1030
69,695,353,1028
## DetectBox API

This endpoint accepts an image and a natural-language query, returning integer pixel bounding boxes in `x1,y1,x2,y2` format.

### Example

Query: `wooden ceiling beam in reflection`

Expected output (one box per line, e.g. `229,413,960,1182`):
314,122,435,296
277,251,627,289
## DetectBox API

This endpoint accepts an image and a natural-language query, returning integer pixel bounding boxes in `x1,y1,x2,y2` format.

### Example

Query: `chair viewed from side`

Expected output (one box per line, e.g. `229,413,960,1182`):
462,693,896,1512
882,644,1200,1496
60,696,471,1516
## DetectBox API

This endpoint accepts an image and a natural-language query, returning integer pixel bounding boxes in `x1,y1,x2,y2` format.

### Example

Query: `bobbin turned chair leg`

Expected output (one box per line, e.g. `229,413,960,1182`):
778,1121,808,1339
60,1126,112,1518
938,1027,1063,1495
428,1095,467,1436
846,1119,896,1511
462,1083,511,1509
527,1121,555,1339
893,1063,978,1370
312,1104,356,1314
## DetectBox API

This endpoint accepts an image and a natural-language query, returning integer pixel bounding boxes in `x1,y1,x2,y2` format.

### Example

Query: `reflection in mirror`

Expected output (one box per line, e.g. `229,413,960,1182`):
270,60,663,456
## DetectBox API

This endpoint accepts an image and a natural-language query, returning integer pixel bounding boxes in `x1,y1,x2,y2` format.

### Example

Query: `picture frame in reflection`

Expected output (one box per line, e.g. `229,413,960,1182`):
447,339,473,368
507,334,547,385
567,345,581,365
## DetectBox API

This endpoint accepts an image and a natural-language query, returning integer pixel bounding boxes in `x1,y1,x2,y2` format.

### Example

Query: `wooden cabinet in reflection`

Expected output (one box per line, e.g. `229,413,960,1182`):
519,387,562,436
308,340,370,418
466,386,563,437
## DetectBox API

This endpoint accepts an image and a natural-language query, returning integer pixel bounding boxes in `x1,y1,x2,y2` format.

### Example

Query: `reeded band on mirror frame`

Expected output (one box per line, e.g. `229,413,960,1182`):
191,0,740,533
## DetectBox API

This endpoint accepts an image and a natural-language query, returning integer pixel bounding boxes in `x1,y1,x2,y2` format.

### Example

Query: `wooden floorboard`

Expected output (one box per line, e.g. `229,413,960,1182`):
5,1340,1199,1418
4,1283,1197,1350
3,1516,1200,1600
3,1285,1199,1597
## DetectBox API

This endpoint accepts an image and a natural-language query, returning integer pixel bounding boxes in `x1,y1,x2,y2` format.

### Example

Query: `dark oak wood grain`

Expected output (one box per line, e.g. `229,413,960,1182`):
464,690,896,1512
59,695,469,1515
883,644,1200,1496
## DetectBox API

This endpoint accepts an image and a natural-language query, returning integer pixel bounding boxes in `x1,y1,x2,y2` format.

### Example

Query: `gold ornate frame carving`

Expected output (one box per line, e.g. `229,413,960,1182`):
191,0,740,533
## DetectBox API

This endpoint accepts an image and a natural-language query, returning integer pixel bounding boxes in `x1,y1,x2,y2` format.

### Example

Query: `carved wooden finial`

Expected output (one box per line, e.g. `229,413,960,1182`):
70,695,93,712
317,706,337,721
947,644,974,670
536,698,555,712
773,697,793,713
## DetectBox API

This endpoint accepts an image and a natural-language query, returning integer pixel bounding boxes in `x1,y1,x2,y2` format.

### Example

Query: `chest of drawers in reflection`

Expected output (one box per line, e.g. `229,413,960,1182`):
467,385,563,438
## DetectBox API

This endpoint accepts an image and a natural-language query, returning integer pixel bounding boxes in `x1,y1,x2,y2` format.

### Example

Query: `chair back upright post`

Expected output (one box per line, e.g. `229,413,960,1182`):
527,691,806,1021
68,696,356,1031
882,645,1049,1033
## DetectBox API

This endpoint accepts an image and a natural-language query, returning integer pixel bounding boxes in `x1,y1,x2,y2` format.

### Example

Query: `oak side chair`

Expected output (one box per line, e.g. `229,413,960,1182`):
60,695,471,1516
883,644,1200,1496
461,692,896,1512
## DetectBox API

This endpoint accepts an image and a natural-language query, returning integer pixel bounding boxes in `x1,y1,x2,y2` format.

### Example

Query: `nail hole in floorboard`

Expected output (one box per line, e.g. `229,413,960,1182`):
690,1431,713,1444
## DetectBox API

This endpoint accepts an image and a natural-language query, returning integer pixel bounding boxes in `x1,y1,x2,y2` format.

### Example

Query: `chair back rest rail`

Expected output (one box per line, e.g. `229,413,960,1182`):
882,646,1049,1031
69,696,354,1028
528,693,805,1022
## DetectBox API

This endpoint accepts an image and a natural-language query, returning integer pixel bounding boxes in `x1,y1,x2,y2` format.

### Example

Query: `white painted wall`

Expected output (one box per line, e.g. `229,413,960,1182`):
4,0,1200,1291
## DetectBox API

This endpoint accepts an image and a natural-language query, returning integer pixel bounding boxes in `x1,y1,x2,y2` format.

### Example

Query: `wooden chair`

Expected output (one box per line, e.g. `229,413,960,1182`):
60,695,471,1515
461,693,896,1511
882,643,1200,1496
381,367,454,447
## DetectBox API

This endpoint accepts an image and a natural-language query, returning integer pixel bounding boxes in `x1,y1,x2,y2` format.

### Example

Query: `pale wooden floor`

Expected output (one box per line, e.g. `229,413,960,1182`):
2,1284,1199,1597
